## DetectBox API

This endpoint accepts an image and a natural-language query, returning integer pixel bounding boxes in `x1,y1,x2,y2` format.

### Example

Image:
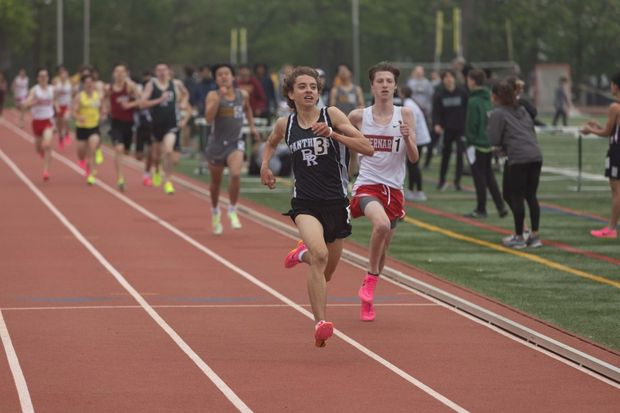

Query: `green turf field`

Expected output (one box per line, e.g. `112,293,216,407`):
177,125,619,350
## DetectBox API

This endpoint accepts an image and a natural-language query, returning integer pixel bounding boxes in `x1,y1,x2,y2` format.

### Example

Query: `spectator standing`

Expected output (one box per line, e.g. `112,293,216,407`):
433,70,468,190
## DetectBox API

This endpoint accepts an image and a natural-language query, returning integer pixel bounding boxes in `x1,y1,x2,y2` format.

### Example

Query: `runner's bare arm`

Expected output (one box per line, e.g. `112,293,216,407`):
400,107,419,163
174,79,190,109
348,108,363,130
139,81,165,109
319,106,373,155
241,89,260,142
581,103,620,137
260,117,287,189
120,81,141,110
204,90,221,123
22,88,36,109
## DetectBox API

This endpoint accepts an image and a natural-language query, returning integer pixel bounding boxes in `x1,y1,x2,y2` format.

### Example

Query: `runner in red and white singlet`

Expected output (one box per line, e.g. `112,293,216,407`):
348,62,418,322
54,65,74,149
24,68,56,181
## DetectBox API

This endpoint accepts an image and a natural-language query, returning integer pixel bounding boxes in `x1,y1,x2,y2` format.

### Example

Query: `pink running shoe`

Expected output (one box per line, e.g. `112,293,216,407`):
78,159,87,173
64,133,72,147
358,274,378,303
590,227,618,239
314,320,334,348
42,171,50,182
360,301,375,322
142,176,153,187
284,240,307,268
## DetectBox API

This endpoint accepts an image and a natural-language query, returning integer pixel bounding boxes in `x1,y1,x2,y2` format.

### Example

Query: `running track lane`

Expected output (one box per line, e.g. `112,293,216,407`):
0,152,247,412
0,129,454,411
2,121,620,411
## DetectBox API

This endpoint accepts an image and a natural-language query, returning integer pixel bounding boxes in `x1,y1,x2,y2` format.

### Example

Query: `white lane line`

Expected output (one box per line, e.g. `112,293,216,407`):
0,303,439,312
0,149,253,413
0,310,35,413
0,122,469,412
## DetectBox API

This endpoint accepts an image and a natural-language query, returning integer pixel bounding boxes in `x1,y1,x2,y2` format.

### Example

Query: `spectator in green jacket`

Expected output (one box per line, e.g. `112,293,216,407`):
464,69,507,218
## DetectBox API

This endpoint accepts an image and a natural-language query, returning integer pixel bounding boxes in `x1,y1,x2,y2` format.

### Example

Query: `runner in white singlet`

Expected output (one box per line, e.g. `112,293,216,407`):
23,68,56,181
348,62,418,322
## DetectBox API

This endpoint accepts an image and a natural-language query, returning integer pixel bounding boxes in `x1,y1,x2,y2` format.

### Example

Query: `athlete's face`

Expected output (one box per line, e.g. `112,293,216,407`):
290,74,319,108
155,64,168,81
113,65,127,83
238,67,251,81
338,66,352,81
37,70,48,86
611,81,619,96
442,73,455,90
215,67,234,88
83,77,94,93
58,68,68,80
370,71,396,100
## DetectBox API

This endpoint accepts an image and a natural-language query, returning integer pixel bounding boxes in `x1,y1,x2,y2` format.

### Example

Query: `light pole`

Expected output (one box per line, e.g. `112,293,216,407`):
83,0,90,65
352,0,360,86
57,0,63,65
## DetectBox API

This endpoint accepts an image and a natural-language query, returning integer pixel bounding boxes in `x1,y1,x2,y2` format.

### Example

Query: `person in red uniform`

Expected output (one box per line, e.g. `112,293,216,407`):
105,63,140,191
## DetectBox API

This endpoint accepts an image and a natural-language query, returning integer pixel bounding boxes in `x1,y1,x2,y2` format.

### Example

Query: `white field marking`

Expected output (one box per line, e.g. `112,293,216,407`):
89,123,620,388
0,310,35,413
0,149,253,413
542,166,608,182
1,121,470,412
0,303,439,312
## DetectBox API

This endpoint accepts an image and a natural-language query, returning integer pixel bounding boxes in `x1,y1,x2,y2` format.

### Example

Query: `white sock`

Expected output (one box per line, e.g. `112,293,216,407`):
228,204,237,213
212,207,220,215
298,249,306,262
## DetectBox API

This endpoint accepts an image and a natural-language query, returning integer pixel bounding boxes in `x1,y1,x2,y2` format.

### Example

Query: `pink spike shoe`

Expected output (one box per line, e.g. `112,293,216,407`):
42,171,50,182
78,159,87,173
314,320,334,348
358,274,378,303
590,227,618,239
360,301,375,322
284,240,307,268
142,176,153,187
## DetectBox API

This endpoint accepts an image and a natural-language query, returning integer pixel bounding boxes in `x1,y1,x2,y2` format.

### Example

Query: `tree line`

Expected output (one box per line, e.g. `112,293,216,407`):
2,0,619,89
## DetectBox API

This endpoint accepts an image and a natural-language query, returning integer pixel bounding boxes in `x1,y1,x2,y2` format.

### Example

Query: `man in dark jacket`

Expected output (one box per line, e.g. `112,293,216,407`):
433,70,468,190
464,69,507,218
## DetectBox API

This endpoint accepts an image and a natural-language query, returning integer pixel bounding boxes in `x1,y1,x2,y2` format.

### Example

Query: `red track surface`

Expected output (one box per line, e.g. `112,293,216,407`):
1,113,619,412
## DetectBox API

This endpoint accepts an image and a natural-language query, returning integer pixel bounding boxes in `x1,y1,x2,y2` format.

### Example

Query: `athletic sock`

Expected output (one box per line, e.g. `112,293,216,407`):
367,272,379,277
228,204,237,213
298,249,306,262
212,207,220,215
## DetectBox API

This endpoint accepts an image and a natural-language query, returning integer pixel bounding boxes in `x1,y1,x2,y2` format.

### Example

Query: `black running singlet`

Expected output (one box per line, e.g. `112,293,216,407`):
150,79,177,127
285,107,350,201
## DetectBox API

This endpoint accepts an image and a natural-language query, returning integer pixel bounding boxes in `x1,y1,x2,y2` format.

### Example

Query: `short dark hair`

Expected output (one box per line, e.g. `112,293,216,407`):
81,74,93,82
283,66,322,110
440,70,456,80
468,68,486,86
337,63,353,73
611,72,620,88
113,62,128,71
368,61,400,83
212,63,235,77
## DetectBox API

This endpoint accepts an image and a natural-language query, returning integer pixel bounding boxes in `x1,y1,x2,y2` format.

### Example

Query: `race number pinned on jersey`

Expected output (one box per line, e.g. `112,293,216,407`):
313,137,330,156
366,135,402,153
